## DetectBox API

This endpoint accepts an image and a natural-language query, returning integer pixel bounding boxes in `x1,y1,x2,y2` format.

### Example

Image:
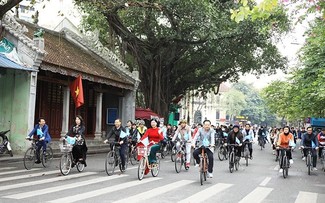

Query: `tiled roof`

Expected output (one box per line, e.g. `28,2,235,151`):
21,21,135,89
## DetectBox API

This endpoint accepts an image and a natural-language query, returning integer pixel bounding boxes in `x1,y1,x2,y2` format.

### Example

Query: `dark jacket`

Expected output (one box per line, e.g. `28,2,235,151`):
106,126,128,144
302,132,319,148
66,125,86,139
28,124,52,143
227,130,243,144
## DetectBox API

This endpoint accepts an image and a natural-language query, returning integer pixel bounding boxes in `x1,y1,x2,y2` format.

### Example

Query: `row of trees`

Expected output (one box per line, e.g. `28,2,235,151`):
262,18,325,123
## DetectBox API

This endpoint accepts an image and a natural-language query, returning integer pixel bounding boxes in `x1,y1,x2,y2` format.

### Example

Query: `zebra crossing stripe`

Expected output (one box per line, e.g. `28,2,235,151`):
0,172,97,191
0,170,58,183
0,167,16,171
238,187,273,203
294,191,318,203
178,183,232,203
3,174,128,199
0,168,41,176
47,177,161,203
113,180,194,203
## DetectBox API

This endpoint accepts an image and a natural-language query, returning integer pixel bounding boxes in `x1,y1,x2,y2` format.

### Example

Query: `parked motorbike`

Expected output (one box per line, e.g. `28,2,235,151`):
0,130,13,157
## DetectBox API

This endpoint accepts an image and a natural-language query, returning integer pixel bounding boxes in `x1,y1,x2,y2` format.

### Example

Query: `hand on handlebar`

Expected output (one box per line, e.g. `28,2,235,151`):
103,139,108,144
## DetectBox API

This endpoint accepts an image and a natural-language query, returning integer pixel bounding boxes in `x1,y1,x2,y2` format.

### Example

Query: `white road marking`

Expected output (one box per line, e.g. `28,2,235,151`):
113,180,194,203
0,172,97,191
0,168,41,176
178,183,232,203
239,187,273,203
48,177,161,203
126,166,138,170
259,177,271,186
0,170,58,183
0,167,16,171
294,191,318,203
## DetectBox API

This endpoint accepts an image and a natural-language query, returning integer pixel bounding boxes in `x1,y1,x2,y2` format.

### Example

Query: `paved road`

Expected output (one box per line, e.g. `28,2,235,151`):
0,143,324,203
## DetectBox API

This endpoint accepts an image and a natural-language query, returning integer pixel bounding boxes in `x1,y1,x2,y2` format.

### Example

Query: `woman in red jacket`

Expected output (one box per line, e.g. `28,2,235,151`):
140,119,164,164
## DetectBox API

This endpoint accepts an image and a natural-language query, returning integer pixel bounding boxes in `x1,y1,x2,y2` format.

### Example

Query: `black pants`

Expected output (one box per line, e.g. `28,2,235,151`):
193,148,214,173
242,142,253,157
303,149,317,167
36,140,47,162
319,146,324,158
72,144,87,163
119,144,127,167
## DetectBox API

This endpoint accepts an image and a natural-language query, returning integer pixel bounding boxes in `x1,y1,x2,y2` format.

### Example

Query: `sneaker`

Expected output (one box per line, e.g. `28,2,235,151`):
250,156,253,160
207,173,213,178
195,164,199,167
121,165,126,171
279,169,283,173
313,167,317,171
186,163,190,168
35,160,41,164
289,159,294,165
272,150,275,155
302,157,306,161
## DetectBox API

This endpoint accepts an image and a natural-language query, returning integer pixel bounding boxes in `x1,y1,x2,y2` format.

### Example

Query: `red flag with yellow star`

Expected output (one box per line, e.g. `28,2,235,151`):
70,75,84,108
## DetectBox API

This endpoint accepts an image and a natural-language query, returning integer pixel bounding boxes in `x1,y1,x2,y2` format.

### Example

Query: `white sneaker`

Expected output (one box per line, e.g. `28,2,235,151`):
279,169,283,173
195,164,199,167
208,173,213,178
302,157,306,161
289,159,294,165
313,167,317,171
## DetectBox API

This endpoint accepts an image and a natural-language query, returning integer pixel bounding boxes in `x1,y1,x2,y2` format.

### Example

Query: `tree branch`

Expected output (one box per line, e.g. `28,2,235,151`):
0,0,22,18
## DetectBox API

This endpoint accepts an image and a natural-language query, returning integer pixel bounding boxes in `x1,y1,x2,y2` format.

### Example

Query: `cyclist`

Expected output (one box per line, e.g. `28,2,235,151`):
258,126,267,147
104,118,128,171
26,117,52,164
137,120,147,139
241,124,254,159
128,122,139,153
277,126,294,173
317,128,325,160
172,119,192,168
192,120,215,178
139,119,164,164
65,115,88,167
226,125,243,159
270,128,278,155
301,127,319,171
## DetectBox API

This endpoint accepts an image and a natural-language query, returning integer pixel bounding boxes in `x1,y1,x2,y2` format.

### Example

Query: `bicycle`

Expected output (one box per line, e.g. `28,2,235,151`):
320,146,325,172
228,144,240,173
0,130,13,157
171,144,176,162
24,138,53,170
196,145,209,185
243,140,252,166
301,146,315,175
217,139,228,161
128,141,138,166
175,141,189,173
59,140,85,176
137,144,160,180
278,147,291,179
105,142,128,176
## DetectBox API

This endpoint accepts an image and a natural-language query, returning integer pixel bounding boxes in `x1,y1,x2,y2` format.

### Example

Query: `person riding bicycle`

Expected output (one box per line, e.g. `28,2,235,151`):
317,128,325,160
241,124,254,159
258,126,267,147
128,122,139,153
26,117,52,164
65,115,88,167
139,119,164,164
277,126,294,173
104,118,128,171
172,119,192,169
226,125,243,159
137,120,147,139
301,127,319,171
192,120,215,178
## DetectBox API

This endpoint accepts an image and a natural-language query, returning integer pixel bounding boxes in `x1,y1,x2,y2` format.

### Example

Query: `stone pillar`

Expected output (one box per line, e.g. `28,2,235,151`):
60,87,70,137
94,92,103,140
27,71,37,132
122,90,135,123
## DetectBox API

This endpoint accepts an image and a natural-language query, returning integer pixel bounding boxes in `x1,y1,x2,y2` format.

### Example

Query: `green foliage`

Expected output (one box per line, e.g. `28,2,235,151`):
222,88,246,120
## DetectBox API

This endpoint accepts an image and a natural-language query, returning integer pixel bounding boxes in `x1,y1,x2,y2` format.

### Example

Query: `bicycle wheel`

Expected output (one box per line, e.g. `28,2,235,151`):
41,146,53,168
218,146,225,161
229,152,234,173
151,156,160,177
200,157,204,185
24,147,36,170
245,147,249,166
130,148,137,166
282,156,288,178
235,157,239,171
76,162,85,172
105,151,116,176
307,154,311,175
171,146,176,162
138,157,146,180
60,153,72,176
175,152,183,173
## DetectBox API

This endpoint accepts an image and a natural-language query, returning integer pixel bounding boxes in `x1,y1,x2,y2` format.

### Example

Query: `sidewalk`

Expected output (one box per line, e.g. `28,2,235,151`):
0,138,110,164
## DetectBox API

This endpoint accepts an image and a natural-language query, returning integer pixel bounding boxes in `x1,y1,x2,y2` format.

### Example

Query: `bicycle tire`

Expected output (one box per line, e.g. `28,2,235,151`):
229,152,234,173
130,148,137,166
151,156,160,177
307,153,311,175
41,146,53,168
105,151,116,176
283,156,288,178
60,153,72,176
76,162,85,172
175,152,183,173
24,147,36,170
171,146,176,162
245,146,249,166
138,157,146,180
218,146,225,161
200,157,204,185
235,157,239,171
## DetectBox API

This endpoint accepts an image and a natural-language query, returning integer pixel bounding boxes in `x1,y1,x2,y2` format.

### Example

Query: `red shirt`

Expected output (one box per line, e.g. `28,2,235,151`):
141,128,164,143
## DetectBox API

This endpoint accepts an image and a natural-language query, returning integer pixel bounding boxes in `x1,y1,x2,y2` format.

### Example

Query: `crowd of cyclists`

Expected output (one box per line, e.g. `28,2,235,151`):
25,116,325,178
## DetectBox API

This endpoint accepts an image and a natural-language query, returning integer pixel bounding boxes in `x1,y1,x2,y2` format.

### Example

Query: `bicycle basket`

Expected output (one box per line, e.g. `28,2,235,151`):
59,144,73,153
137,146,151,156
